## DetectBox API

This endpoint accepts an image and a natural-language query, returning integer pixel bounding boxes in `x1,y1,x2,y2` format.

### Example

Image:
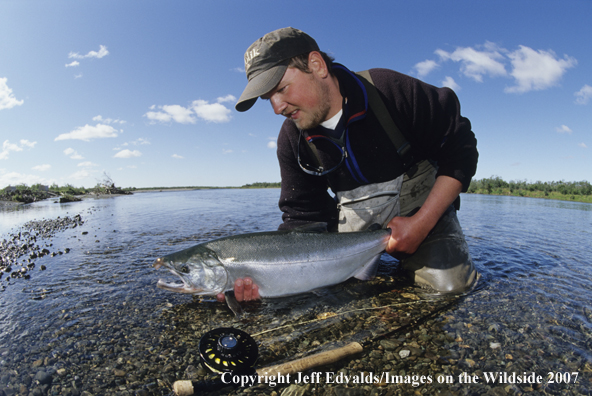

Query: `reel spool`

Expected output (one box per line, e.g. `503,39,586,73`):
198,327,258,374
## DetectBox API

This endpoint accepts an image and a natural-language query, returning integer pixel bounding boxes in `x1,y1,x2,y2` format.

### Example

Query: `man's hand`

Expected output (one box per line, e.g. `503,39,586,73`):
386,215,429,257
386,175,463,258
216,277,260,302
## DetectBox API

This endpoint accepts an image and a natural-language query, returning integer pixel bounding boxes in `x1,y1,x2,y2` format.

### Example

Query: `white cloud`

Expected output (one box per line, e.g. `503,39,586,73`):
441,76,460,91
32,164,51,171
1,139,37,160
172,154,184,159
65,61,80,68
93,115,126,124
433,42,576,94
0,77,24,110
436,42,507,82
114,149,141,158
222,149,233,154
64,148,84,160
267,138,277,149
574,85,592,105
0,170,48,187
217,94,237,103
69,45,109,60
578,142,587,148
69,170,90,180
192,100,232,123
145,96,234,125
135,138,150,145
20,139,36,149
77,161,99,167
505,46,577,94
413,60,439,78
121,138,150,147
74,73,83,79
145,104,196,124
555,125,572,134
55,124,118,141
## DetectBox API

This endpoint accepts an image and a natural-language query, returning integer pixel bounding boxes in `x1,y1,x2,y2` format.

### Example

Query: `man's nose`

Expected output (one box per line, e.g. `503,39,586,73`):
270,95,287,115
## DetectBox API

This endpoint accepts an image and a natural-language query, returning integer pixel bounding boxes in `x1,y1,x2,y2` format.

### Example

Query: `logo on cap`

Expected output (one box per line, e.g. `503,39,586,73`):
244,48,260,72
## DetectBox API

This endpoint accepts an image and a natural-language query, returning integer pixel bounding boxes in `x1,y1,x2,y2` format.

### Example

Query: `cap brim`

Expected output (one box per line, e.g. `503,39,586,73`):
235,64,288,112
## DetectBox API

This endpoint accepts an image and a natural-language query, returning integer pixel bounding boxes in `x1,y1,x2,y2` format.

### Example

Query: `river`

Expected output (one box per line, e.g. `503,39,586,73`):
0,190,590,395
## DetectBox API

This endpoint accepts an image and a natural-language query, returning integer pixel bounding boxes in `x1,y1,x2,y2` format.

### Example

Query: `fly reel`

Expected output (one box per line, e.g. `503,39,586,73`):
198,327,258,374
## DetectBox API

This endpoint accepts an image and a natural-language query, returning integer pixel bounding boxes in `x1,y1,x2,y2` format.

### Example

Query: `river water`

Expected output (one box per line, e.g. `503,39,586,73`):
0,190,591,395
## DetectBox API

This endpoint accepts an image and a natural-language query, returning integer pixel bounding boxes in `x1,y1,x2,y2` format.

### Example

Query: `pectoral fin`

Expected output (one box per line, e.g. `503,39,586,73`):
224,290,243,318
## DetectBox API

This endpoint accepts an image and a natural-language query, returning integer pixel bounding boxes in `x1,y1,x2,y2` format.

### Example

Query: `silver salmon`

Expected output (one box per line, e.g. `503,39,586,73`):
153,225,391,298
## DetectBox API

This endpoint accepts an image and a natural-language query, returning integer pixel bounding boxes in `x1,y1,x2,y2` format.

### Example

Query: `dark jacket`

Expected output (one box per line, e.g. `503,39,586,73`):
276,64,478,230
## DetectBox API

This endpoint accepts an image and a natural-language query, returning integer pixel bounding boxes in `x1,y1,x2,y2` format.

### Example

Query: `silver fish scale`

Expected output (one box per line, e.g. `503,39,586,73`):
203,229,391,297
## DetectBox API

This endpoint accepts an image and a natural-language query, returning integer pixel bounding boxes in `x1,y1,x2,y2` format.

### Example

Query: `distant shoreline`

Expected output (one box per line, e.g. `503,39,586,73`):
3,187,591,208
0,186,282,208
465,191,592,204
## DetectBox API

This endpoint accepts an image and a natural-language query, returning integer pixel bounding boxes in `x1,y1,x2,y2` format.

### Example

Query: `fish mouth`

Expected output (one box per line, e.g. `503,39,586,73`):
153,257,203,294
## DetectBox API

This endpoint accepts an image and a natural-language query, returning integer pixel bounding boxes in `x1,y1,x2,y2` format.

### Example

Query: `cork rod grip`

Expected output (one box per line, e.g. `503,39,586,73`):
256,341,363,377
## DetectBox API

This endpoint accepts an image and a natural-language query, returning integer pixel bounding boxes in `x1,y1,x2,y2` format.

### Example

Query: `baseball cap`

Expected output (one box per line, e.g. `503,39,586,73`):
235,27,319,112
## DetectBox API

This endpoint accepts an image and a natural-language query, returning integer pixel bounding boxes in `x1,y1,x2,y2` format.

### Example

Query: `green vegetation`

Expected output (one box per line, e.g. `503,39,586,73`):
59,194,82,203
1,174,133,203
49,183,89,196
467,176,592,204
241,182,281,189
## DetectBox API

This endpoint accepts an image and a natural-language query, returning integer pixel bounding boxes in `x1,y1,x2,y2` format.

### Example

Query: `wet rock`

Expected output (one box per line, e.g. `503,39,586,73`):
379,340,400,351
113,369,126,377
490,342,501,349
33,370,53,385
32,358,44,368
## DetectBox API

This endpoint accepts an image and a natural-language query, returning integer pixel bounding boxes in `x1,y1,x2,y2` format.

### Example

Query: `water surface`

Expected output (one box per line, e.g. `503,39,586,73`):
0,190,590,395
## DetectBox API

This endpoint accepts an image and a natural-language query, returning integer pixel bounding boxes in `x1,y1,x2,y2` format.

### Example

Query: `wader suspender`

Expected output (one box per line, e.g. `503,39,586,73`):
355,70,414,170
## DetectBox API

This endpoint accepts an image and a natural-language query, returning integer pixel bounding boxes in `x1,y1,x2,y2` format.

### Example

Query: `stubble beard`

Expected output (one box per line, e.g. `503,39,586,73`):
291,78,332,131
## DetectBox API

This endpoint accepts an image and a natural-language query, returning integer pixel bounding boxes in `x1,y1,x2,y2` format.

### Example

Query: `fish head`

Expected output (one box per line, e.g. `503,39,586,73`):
153,246,228,295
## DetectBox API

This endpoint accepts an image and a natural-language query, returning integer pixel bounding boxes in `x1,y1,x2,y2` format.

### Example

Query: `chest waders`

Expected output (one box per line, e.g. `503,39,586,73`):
306,70,477,294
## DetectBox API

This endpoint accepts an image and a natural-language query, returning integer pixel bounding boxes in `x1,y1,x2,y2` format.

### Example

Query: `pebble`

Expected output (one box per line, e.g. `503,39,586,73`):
33,370,53,385
379,339,400,350
0,214,82,287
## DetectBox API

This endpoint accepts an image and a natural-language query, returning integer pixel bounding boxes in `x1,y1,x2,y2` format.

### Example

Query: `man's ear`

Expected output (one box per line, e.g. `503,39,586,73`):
308,51,329,78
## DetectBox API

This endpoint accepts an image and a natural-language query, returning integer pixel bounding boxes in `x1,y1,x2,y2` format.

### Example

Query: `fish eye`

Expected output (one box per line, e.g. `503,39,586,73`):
180,265,190,274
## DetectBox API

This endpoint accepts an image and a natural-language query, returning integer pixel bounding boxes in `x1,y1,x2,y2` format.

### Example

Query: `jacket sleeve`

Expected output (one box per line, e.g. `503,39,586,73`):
370,69,478,191
276,122,338,231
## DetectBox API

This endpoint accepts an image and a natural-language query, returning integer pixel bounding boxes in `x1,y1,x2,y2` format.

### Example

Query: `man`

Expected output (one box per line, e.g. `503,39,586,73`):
219,27,478,302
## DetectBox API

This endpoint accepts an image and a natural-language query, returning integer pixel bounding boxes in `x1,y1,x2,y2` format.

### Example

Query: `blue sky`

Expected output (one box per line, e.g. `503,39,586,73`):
1,0,590,189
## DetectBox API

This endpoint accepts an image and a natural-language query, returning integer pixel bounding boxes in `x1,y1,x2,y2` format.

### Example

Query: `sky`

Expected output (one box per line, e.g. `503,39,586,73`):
1,0,591,189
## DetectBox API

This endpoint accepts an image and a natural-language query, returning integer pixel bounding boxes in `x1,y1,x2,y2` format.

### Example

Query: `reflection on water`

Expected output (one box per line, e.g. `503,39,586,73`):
1,190,591,395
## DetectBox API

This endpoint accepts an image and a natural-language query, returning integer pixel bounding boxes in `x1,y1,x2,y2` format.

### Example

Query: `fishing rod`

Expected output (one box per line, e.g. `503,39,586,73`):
171,294,465,395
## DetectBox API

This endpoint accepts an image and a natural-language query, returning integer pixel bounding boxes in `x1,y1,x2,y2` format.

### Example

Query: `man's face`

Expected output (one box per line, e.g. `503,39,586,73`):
262,67,332,130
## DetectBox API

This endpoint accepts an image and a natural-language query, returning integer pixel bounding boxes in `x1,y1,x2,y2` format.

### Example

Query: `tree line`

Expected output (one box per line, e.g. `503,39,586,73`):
468,176,592,201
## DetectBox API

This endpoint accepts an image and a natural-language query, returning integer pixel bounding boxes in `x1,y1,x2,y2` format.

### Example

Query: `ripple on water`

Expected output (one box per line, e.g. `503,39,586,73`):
1,191,591,395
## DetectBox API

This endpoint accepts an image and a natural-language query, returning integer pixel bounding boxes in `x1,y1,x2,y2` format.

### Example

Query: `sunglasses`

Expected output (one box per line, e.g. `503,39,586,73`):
297,129,347,176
